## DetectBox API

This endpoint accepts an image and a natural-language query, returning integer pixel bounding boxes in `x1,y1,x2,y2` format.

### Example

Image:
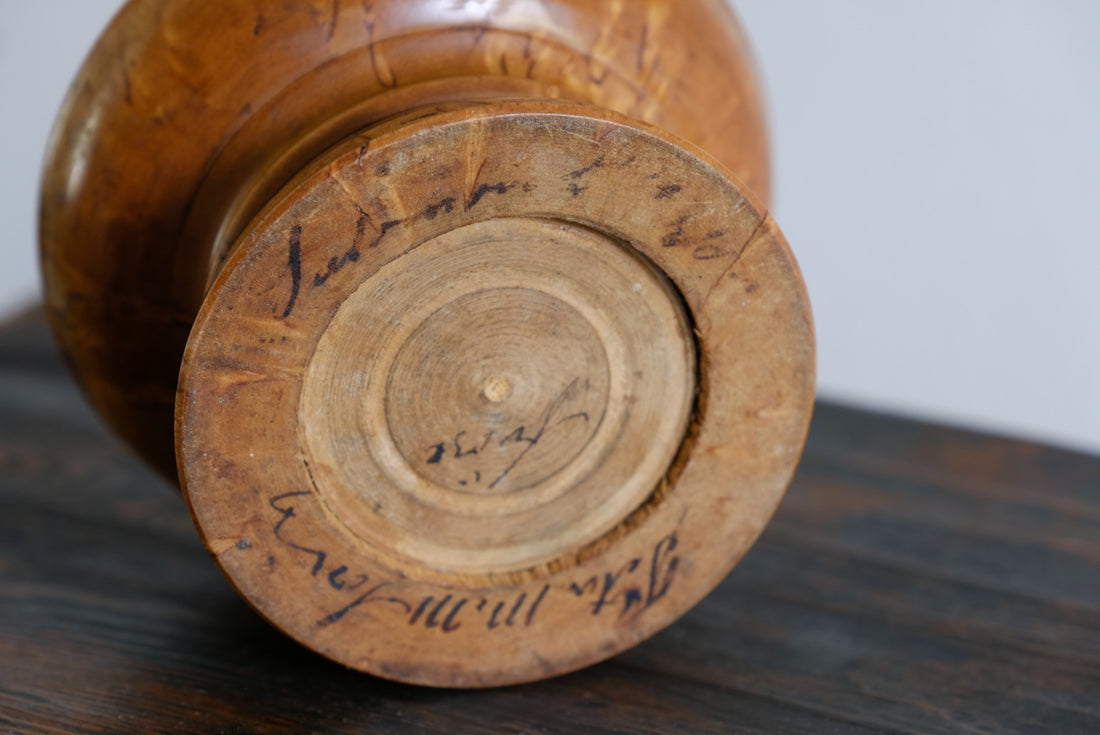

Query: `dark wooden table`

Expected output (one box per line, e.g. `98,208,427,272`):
1,308,1098,734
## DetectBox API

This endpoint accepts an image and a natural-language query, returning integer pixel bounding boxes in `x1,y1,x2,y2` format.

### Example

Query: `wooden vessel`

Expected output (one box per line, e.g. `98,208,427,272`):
40,0,814,687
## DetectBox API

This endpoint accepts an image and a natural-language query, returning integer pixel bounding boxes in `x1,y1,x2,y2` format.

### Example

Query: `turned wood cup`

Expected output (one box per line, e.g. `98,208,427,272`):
41,0,814,686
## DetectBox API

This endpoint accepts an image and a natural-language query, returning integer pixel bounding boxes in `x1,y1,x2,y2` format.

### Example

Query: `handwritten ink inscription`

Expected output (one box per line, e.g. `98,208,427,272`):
280,213,404,318
267,492,681,633
277,176,525,319
569,532,680,619
269,491,554,633
403,586,552,634
424,378,592,490
269,492,411,628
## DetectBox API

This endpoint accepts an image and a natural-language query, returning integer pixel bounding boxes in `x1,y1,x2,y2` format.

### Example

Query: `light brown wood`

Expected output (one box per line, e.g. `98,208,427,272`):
295,216,696,575
41,0,771,474
41,0,814,686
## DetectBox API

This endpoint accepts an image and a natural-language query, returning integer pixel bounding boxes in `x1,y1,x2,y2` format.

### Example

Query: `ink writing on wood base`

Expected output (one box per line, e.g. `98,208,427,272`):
39,0,815,686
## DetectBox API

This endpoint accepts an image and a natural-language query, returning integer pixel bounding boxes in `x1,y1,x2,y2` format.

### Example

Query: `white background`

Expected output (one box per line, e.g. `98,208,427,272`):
2,1,1098,453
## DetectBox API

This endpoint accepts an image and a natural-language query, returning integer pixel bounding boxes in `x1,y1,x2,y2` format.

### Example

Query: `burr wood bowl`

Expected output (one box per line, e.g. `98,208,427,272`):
41,0,814,686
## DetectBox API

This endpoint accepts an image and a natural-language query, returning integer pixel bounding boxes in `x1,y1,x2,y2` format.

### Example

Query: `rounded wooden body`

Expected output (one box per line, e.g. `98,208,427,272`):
41,0,814,686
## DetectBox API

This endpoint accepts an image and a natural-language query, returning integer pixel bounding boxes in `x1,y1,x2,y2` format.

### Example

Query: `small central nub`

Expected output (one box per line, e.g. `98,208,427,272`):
482,374,514,403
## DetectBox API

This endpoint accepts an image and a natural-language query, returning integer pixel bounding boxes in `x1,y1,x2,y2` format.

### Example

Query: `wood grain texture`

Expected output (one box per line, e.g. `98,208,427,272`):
40,0,809,685
173,101,812,685
41,0,770,476
3,310,1099,732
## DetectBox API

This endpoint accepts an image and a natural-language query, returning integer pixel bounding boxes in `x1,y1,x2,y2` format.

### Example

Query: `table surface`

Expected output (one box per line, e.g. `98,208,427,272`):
1,308,1098,735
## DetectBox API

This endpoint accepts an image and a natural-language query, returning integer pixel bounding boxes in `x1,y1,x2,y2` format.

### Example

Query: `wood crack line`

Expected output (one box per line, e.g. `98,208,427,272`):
701,209,771,310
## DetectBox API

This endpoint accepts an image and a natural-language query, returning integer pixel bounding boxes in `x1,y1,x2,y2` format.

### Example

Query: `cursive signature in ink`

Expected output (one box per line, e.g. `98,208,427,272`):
268,491,412,627
569,532,680,619
426,378,592,489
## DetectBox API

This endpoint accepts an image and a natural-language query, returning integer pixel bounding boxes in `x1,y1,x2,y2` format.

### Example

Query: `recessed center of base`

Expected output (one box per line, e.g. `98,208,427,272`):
299,217,696,576
483,375,513,403
386,287,609,496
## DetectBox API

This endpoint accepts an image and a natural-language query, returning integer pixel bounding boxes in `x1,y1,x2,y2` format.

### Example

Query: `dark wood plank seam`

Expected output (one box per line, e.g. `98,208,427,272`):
741,538,1100,683
764,523,1100,617
613,657,925,735
800,444,1100,517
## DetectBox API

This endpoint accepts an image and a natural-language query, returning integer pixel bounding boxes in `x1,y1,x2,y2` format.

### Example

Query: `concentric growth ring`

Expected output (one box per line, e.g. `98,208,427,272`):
300,217,696,575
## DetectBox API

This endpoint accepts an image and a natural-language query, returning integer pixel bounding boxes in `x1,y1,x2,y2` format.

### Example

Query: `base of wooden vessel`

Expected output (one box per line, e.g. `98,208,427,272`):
176,102,813,686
